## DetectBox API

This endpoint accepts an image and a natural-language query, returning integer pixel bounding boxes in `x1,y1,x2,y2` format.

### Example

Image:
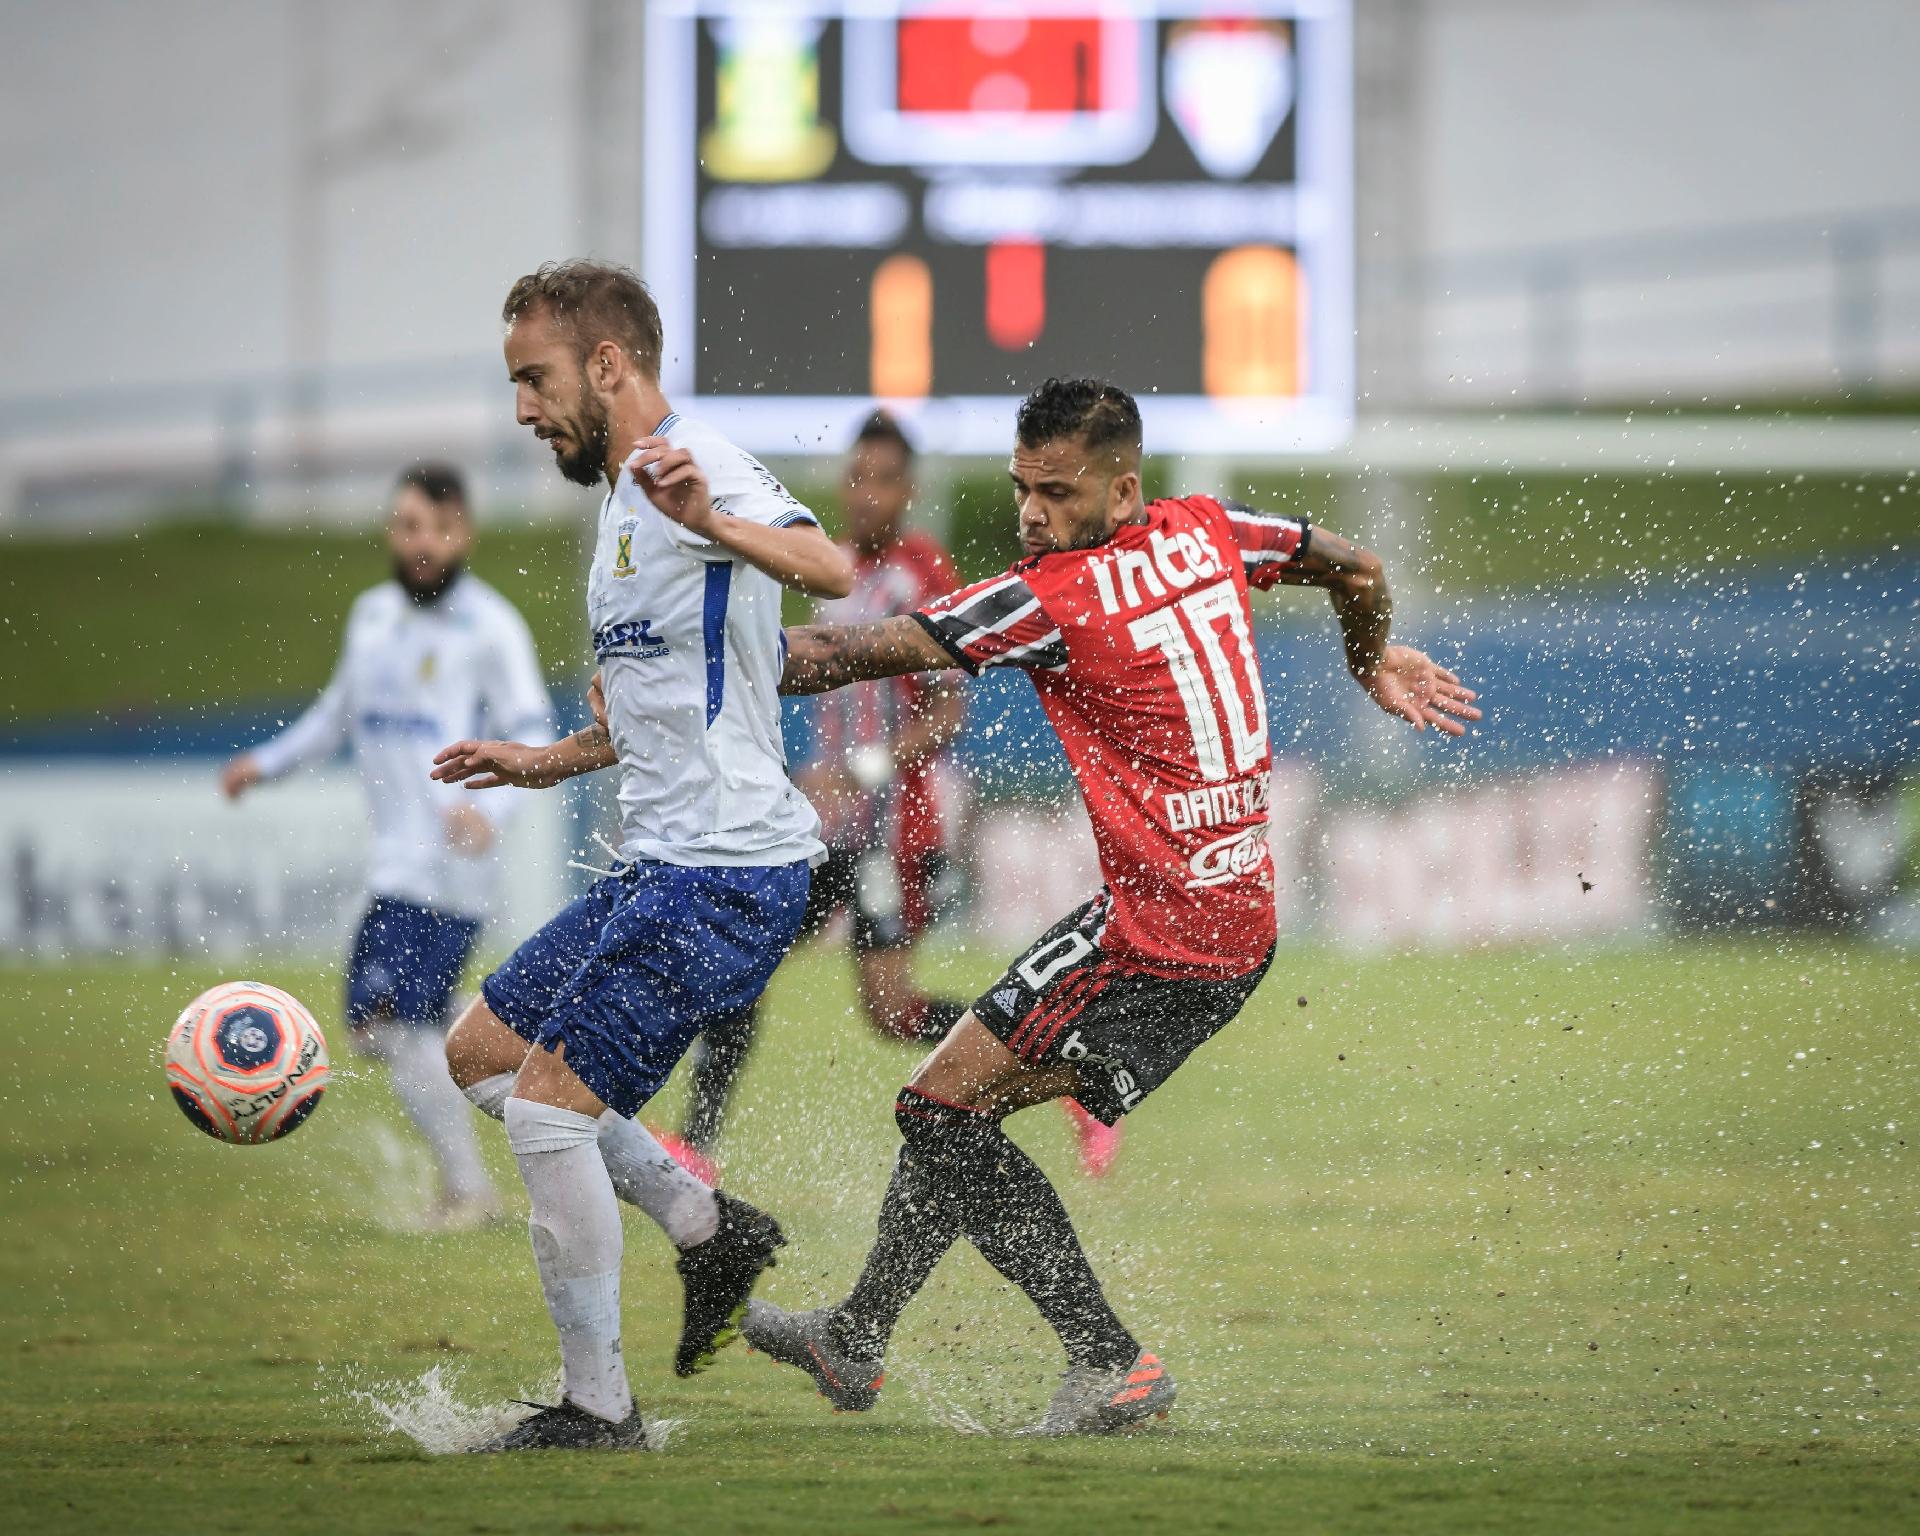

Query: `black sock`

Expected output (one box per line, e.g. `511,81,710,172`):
912,997,969,1043
836,1146,958,1356
684,1003,758,1151
893,1087,1138,1370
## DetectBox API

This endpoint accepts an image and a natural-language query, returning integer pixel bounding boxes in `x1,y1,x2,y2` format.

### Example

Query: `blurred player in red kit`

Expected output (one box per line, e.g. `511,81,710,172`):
744,378,1482,1434
670,413,974,1165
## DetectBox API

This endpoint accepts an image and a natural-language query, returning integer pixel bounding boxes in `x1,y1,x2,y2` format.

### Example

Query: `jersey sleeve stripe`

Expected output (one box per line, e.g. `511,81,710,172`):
770,509,821,528
992,631,1069,669
910,610,982,673
942,574,1036,629
939,603,1039,649
1226,514,1310,569
917,572,1060,670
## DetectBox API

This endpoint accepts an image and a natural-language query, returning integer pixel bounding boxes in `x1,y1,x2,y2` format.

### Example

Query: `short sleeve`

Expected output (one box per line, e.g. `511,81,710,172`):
913,571,1067,674
1217,497,1311,590
643,434,819,560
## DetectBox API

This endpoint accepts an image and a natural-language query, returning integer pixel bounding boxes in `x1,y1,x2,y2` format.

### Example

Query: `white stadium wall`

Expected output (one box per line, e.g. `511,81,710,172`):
3,755,1660,961
968,760,1659,952
1407,0,1920,402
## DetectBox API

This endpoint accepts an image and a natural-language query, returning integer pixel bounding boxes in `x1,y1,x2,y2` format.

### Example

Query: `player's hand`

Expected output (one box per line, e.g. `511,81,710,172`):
587,669,608,730
626,436,719,539
1357,645,1481,736
444,802,497,856
219,754,262,800
431,738,568,790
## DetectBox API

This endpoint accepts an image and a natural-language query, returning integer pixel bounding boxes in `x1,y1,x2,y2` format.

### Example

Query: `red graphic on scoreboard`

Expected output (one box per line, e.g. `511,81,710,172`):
897,17,1114,115
985,240,1046,351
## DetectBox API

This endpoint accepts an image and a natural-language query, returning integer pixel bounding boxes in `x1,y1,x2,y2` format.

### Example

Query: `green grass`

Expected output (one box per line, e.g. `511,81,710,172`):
1,938,1915,1534
0,521,592,726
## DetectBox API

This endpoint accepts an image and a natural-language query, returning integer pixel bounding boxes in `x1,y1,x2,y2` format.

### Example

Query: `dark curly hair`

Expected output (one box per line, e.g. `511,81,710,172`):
502,260,664,379
1014,378,1142,459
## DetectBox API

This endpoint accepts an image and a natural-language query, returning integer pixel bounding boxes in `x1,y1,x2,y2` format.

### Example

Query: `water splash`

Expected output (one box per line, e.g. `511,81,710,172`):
887,1357,993,1436
350,1364,680,1454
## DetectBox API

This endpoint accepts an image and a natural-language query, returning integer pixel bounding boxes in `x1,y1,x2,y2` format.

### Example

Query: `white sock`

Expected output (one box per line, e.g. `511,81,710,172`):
504,1098,632,1424
462,1071,516,1121
465,1072,716,1249
367,1024,494,1203
597,1114,719,1249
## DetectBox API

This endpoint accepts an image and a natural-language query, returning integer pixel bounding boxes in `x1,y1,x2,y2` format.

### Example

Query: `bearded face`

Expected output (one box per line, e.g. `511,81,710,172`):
552,384,612,488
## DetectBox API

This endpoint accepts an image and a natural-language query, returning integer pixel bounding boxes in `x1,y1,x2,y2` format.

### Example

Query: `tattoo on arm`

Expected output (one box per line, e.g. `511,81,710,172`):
549,722,616,780
780,615,956,696
1269,527,1393,678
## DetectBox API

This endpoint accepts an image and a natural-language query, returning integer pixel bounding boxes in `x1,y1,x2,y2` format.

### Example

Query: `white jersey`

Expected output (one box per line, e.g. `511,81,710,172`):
249,574,555,919
589,411,824,867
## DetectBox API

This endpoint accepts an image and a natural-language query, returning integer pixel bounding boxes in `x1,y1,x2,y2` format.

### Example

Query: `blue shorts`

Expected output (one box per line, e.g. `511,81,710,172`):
481,860,811,1118
345,897,483,1029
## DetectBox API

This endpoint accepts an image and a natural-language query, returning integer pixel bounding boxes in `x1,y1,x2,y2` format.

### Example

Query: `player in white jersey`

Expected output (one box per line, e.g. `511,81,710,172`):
427,261,853,1451
221,464,555,1230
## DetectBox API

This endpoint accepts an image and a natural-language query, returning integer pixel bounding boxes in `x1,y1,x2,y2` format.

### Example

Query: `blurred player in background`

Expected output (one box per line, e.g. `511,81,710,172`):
672,411,968,1162
747,379,1481,1434
430,260,853,1451
220,464,555,1230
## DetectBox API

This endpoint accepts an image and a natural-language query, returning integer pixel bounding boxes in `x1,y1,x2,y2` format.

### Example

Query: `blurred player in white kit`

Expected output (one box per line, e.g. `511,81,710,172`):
221,465,555,1229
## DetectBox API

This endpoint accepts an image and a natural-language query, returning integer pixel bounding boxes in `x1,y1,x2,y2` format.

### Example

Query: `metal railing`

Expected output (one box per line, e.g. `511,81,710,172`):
1396,204,1920,404
5,205,1919,527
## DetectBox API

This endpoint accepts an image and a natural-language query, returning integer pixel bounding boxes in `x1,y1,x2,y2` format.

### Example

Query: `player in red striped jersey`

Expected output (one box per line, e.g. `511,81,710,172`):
745,379,1481,1434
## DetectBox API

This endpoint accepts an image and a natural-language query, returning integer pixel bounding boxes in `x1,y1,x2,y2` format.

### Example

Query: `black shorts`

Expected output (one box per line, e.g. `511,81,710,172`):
972,894,1273,1126
802,845,954,953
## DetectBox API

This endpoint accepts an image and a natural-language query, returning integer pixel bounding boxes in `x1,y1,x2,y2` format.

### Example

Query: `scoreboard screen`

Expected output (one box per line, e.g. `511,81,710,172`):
643,1,1352,455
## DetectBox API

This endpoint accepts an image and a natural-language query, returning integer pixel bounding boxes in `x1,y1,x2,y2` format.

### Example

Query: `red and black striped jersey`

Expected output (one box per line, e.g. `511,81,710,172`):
915,494,1309,977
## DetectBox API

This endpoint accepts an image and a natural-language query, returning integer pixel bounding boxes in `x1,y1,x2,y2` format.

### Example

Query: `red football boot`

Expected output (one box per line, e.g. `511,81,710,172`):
649,1125,719,1187
1062,1098,1123,1178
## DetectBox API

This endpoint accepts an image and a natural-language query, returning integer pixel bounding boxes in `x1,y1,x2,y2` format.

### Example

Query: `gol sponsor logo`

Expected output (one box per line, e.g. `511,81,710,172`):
1186,825,1269,889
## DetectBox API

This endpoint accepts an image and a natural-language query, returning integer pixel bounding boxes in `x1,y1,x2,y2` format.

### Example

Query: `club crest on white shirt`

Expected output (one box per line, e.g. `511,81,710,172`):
613,516,639,578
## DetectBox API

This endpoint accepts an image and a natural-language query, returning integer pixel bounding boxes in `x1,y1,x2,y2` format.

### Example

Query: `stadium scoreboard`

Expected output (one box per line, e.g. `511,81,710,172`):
643,2,1352,455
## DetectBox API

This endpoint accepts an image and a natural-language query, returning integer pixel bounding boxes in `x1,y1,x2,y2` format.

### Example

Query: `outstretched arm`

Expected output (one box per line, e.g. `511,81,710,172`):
221,648,352,798
430,721,617,790
780,614,959,696
1266,526,1392,678
1270,527,1482,736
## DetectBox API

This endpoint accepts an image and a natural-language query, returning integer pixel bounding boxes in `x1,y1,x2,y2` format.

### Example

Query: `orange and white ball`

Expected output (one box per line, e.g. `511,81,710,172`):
166,981,329,1144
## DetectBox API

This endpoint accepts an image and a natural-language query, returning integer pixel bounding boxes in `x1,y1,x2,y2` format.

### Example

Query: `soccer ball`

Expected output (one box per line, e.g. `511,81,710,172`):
166,981,330,1144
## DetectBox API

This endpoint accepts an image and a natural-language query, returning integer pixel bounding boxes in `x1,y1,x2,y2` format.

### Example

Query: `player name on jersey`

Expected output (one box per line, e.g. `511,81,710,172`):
1164,771,1270,834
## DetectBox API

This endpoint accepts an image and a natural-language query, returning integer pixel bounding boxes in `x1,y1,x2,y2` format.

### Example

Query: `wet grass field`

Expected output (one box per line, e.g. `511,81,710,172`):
2,937,1915,1534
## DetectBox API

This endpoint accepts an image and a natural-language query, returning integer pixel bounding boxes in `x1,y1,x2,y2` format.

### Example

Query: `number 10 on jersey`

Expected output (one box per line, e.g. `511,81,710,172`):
1128,579,1269,783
